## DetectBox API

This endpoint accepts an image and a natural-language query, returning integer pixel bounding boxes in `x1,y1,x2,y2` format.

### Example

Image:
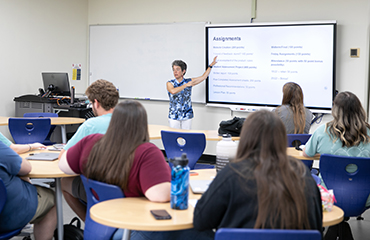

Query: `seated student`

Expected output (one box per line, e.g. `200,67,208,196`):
303,91,370,204
59,100,169,223
303,91,370,240
273,82,313,134
0,141,56,240
0,132,45,154
59,79,119,220
59,100,213,240
193,110,322,237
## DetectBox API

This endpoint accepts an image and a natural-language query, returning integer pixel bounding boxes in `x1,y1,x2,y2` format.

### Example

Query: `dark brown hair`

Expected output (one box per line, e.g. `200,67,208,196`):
232,110,310,229
85,79,119,111
276,82,306,134
327,91,370,147
84,100,149,189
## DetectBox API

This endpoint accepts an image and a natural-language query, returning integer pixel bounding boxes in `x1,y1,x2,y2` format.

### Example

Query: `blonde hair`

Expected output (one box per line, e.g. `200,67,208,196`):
327,91,370,147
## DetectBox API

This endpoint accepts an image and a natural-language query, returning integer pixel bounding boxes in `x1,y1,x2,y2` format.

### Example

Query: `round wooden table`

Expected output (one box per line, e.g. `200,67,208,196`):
323,206,344,227
148,124,240,141
0,116,85,126
22,150,77,240
287,147,320,160
90,169,343,239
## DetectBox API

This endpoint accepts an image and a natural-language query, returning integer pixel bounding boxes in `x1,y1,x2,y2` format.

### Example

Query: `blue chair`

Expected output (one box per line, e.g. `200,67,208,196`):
80,175,128,240
0,178,29,240
8,118,51,145
287,134,311,148
23,112,58,145
215,228,321,240
320,154,370,239
161,130,214,170
320,154,370,217
287,134,314,171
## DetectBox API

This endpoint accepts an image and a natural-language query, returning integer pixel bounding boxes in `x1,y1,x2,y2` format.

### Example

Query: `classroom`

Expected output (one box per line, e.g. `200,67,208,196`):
1,0,370,239
1,0,369,147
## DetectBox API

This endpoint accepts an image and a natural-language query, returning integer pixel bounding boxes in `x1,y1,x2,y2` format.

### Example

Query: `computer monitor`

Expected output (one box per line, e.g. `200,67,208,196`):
42,72,71,96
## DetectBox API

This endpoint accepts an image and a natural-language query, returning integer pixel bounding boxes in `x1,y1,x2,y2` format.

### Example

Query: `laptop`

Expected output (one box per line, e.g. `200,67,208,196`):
189,180,212,194
26,152,60,161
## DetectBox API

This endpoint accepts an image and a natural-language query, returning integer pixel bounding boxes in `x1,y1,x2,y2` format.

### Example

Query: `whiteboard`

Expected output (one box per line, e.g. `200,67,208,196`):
89,22,206,103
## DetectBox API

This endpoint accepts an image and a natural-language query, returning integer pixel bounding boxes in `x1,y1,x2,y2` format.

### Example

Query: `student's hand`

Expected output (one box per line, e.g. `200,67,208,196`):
210,56,218,67
30,143,46,150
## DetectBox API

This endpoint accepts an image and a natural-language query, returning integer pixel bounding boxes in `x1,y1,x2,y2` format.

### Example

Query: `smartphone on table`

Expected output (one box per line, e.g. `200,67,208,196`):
150,209,172,220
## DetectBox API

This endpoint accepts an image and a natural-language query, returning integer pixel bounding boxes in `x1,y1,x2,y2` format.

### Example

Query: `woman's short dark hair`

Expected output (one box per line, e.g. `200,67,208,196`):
172,60,187,75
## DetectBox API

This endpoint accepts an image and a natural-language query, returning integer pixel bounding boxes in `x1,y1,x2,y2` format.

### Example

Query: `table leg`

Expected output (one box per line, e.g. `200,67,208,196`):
122,229,131,240
55,178,64,239
60,125,67,144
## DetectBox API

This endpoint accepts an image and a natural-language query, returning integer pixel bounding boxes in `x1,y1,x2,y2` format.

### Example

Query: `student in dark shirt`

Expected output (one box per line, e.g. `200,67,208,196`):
193,110,322,236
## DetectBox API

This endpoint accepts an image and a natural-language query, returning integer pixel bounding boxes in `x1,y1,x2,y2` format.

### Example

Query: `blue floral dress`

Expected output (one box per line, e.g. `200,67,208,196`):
167,78,194,120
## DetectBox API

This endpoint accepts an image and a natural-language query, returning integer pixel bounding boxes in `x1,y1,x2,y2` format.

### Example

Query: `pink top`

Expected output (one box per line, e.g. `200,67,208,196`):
66,134,171,197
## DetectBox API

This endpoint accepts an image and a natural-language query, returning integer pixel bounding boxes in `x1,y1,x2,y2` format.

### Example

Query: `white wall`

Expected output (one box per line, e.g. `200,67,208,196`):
0,0,88,137
1,1,369,154
87,0,370,154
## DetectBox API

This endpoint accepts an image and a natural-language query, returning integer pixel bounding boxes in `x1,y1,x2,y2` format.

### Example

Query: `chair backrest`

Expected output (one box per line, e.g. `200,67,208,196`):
23,112,58,118
215,228,321,240
161,130,206,169
80,175,125,240
0,178,7,214
8,118,51,144
287,134,312,147
23,113,58,145
319,154,370,217
302,160,313,170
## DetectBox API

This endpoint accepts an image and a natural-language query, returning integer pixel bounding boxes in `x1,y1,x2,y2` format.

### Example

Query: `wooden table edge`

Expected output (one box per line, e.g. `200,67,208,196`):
90,198,195,231
322,205,344,227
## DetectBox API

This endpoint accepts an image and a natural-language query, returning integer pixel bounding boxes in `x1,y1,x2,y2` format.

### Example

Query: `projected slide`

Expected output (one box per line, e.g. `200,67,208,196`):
206,22,336,111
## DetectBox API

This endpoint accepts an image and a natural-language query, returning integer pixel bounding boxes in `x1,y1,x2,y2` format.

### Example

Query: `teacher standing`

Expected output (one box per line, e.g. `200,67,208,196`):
167,56,217,129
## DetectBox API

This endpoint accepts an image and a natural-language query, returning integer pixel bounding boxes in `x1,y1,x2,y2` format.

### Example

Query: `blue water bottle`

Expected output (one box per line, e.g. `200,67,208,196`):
170,153,190,210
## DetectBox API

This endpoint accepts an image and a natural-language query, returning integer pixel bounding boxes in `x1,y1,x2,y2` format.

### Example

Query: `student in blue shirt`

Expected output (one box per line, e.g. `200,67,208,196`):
59,79,119,221
0,141,56,240
167,56,217,129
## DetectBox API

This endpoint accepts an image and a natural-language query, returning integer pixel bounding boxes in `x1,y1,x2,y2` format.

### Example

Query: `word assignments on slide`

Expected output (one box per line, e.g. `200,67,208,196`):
206,22,335,110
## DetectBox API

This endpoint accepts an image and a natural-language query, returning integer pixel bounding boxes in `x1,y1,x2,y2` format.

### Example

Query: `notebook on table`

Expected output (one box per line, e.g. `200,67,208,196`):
189,180,212,194
26,152,60,161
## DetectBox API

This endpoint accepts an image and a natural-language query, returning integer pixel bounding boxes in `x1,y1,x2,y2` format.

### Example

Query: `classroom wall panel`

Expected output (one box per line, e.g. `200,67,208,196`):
0,0,88,139
88,0,370,154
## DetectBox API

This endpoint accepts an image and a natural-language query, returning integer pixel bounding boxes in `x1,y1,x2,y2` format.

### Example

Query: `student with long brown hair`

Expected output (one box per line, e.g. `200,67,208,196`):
273,82,313,134
59,100,171,219
193,110,322,235
59,100,213,240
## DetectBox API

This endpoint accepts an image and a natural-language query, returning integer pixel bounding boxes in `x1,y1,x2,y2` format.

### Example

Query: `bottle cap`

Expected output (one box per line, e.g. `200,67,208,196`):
170,153,189,167
222,133,232,139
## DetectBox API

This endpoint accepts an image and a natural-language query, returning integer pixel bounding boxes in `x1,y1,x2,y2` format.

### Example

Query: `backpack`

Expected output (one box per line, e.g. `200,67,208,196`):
54,217,84,240
218,117,246,137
